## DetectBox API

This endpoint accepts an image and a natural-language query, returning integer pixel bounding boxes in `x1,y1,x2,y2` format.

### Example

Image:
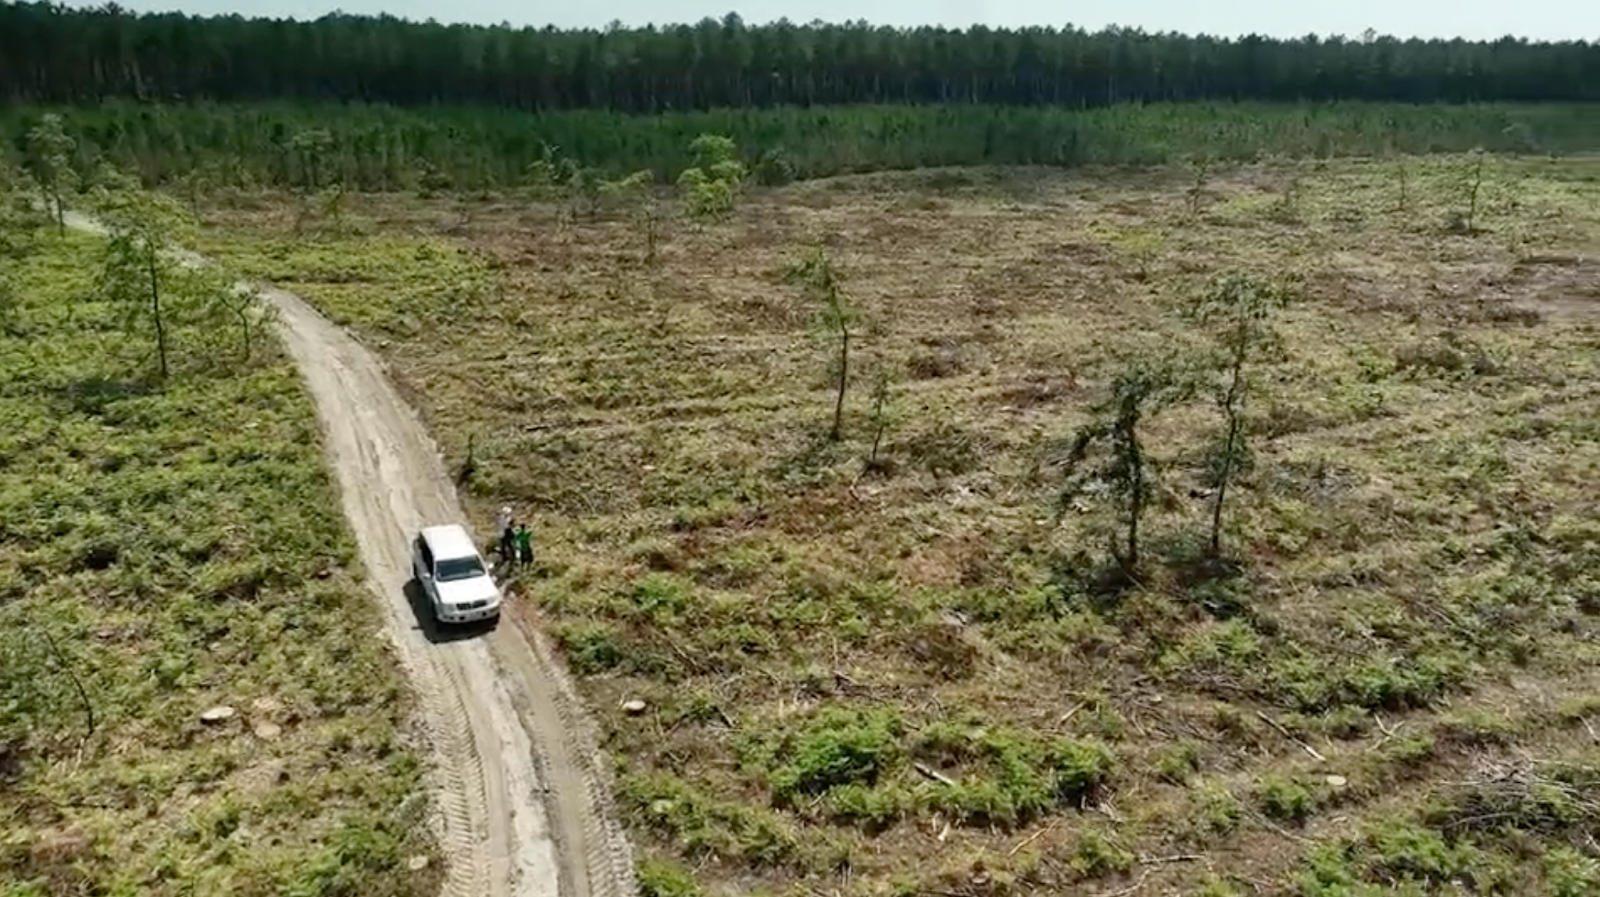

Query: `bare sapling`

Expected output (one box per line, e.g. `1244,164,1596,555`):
1186,155,1212,218
36,621,95,741
1464,149,1486,233
1395,157,1410,215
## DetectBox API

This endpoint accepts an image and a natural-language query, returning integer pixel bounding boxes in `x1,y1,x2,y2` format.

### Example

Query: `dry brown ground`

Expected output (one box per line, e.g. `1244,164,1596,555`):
194,155,1600,897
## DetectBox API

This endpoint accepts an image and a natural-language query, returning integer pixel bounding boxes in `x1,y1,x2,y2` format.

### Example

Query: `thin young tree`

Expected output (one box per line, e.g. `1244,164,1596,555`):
636,199,672,332
785,243,855,440
865,365,899,473
1059,352,1195,577
525,143,567,199
0,614,97,746
25,113,77,235
1460,148,1487,233
90,170,224,380
170,159,220,219
1185,153,1212,218
565,165,604,220
1388,148,1410,216
1185,271,1294,558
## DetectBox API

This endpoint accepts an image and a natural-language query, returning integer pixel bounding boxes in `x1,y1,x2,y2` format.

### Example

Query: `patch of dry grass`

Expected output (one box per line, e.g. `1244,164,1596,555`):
193,154,1600,896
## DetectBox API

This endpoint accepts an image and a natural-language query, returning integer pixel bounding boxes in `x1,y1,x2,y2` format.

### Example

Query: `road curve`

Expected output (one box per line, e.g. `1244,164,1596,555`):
64,211,637,897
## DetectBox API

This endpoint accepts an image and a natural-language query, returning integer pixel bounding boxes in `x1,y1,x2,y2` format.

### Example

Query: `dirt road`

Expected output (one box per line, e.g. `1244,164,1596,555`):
64,212,636,897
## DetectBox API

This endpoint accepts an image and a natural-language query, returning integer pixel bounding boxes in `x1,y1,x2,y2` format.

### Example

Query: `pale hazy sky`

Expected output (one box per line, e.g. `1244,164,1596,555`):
66,0,1600,42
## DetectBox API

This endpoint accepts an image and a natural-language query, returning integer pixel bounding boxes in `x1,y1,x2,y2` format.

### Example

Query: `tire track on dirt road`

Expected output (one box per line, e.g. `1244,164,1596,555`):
63,211,637,897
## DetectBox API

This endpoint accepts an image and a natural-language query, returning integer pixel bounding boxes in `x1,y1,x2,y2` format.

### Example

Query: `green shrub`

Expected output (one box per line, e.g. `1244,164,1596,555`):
637,857,700,897
625,572,694,620
1545,846,1600,897
1070,828,1134,877
823,782,909,830
770,706,903,801
555,621,624,674
909,719,1113,827
623,773,797,866
1256,774,1316,822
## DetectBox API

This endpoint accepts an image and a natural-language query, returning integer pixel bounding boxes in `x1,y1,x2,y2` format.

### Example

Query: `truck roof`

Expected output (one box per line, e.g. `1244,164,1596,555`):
419,523,479,560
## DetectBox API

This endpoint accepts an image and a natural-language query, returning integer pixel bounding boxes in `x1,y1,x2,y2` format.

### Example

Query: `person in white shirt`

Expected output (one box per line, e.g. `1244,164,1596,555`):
495,506,514,562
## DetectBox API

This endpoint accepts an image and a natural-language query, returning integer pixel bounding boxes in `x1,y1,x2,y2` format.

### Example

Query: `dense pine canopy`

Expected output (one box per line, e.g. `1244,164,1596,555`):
3,3,1599,112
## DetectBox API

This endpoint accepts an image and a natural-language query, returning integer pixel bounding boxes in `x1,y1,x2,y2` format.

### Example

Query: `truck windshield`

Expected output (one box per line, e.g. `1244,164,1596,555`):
435,555,486,582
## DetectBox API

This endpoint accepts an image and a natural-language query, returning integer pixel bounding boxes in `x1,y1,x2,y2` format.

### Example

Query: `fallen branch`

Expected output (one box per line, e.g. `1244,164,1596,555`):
914,762,957,787
1368,713,1404,752
1255,709,1326,762
1250,809,1313,845
1102,869,1152,897
1137,854,1205,866
1057,701,1087,727
1008,822,1055,856
35,622,95,743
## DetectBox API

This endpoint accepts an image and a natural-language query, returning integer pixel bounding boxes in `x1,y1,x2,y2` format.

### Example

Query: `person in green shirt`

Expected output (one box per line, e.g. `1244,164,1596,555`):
513,523,533,567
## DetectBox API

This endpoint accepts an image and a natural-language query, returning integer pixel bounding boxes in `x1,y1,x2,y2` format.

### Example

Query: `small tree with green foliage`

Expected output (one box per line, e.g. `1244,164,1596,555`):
414,158,452,198
598,169,653,215
785,242,855,440
90,171,250,379
25,113,78,235
677,134,747,220
169,157,225,219
1265,154,1307,224
527,140,654,220
754,147,797,186
288,128,334,191
525,143,564,194
564,165,605,219
1058,352,1195,577
1184,271,1295,557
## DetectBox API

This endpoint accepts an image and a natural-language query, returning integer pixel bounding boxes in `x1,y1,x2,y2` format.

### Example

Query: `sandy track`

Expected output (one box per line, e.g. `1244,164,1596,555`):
64,212,636,897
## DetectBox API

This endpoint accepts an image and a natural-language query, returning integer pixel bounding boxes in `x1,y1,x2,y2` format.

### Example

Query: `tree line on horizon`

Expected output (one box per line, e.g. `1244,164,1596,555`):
3,100,1589,193
3,2,1599,113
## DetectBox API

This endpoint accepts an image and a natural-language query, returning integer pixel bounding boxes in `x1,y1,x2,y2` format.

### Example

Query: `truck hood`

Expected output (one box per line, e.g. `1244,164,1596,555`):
434,575,502,607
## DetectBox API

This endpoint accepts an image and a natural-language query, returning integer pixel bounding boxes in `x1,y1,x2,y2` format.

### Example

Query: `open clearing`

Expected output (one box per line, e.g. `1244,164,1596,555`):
0,230,434,896
193,155,1599,895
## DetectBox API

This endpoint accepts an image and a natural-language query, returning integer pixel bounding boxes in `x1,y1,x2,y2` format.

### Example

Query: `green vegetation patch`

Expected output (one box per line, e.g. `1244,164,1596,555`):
0,226,430,893
726,706,1114,833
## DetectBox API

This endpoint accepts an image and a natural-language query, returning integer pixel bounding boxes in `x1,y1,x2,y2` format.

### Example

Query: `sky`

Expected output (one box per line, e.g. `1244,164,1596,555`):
69,0,1599,42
